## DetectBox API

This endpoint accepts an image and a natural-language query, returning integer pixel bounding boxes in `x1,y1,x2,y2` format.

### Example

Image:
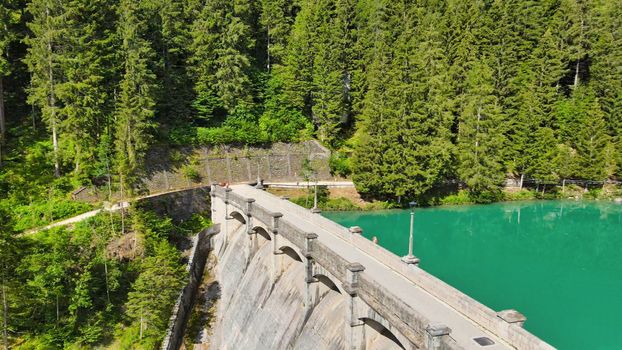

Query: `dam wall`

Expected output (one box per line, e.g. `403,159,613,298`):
202,185,555,350
204,219,406,350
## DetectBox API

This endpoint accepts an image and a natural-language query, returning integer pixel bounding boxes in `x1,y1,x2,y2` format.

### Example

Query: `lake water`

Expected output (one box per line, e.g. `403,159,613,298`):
323,200,622,350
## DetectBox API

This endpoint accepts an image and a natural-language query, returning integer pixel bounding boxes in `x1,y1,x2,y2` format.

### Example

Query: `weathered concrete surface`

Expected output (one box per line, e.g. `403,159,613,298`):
204,218,405,350
162,225,220,350
206,185,555,350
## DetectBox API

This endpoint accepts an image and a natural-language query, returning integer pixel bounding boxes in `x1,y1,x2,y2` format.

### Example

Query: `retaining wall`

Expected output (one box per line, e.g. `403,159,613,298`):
161,224,220,350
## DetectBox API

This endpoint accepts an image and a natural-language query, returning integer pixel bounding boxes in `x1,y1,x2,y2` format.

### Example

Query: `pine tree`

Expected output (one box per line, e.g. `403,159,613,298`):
0,2,14,163
281,0,316,114
352,3,394,198
0,208,19,350
190,0,255,119
311,0,344,146
259,0,294,70
353,2,453,200
25,0,69,177
589,0,622,175
56,0,117,178
126,240,183,345
145,0,193,122
527,127,559,182
557,87,610,180
457,61,506,196
115,0,157,188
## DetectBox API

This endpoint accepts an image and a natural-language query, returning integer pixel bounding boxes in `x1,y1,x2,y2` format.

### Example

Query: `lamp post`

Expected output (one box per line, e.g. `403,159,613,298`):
311,175,321,213
401,201,420,265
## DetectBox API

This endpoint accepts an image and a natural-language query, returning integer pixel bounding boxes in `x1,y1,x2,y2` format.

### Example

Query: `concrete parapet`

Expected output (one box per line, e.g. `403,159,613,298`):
497,309,527,327
426,324,451,350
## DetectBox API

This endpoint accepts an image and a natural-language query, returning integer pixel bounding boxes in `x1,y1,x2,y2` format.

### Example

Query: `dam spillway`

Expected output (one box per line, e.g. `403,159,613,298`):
203,185,555,350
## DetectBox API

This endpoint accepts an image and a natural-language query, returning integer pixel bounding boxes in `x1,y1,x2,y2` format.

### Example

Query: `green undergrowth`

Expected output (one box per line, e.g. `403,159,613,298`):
12,199,94,232
2,205,210,350
289,186,395,211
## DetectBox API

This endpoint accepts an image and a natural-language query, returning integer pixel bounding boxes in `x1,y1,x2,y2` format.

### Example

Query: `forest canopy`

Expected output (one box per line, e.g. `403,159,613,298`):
1,0,621,201
1,0,622,348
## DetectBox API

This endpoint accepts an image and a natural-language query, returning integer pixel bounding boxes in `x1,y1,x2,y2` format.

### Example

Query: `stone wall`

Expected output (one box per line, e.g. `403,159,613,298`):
72,141,332,202
142,140,332,194
161,224,220,350
136,186,211,223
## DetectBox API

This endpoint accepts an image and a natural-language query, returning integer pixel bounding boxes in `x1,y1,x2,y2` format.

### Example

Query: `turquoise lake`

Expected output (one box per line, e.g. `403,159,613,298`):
323,200,622,350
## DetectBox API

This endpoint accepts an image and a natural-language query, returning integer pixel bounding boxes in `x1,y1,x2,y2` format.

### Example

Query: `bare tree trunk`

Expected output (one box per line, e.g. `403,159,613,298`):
574,18,585,88
104,260,110,304
139,311,143,339
519,173,524,189
56,294,59,323
0,77,5,167
46,11,60,177
266,25,271,71
574,59,580,87
2,279,8,350
120,173,125,235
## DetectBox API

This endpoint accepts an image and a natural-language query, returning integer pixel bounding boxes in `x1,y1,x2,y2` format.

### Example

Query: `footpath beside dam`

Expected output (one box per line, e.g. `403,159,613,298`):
202,184,555,350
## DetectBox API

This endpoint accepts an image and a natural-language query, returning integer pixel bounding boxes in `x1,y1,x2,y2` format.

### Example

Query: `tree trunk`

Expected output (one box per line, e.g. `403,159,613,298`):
519,173,524,190
47,17,60,177
2,279,8,350
574,18,585,88
574,59,580,87
120,173,125,235
0,77,5,167
104,260,110,304
139,312,143,339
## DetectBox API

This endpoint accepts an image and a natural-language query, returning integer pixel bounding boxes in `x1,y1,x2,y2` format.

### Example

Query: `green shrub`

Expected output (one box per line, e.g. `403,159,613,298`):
469,189,504,203
182,165,201,182
439,190,473,205
329,152,352,177
323,197,358,211
176,213,212,236
584,188,603,200
168,126,198,146
504,189,537,201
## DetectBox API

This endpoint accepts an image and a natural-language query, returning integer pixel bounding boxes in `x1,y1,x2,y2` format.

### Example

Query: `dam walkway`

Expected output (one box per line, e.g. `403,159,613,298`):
213,184,554,350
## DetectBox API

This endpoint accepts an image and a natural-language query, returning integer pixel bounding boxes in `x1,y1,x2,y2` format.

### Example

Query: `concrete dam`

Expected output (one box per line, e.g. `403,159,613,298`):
201,184,555,350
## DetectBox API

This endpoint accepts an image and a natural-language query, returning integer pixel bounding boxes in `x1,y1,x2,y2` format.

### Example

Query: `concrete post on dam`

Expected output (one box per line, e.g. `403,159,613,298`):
209,184,556,350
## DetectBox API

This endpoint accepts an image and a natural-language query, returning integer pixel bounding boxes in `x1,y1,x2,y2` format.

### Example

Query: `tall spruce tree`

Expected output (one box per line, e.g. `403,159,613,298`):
0,209,19,350
57,0,117,178
457,61,506,195
145,0,193,122
259,0,294,70
190,0,255,119
115,0,156,188
353,2,453,200
0,2,14,164
281,0,316,115
25,0,68,177
126,240,183,345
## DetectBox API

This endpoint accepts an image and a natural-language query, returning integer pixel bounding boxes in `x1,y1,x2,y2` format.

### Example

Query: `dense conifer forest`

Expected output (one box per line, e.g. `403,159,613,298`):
1,0,622,348
1,0,621,201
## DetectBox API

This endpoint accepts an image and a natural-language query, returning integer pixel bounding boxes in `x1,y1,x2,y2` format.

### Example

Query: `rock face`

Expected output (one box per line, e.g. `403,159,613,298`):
203,221,400,350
